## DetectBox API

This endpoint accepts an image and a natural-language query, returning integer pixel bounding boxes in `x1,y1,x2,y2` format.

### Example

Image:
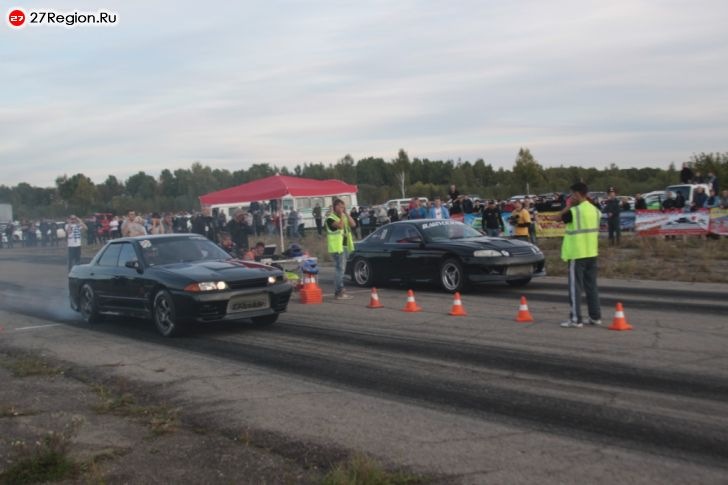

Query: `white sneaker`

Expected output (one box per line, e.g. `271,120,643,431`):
587,317,602,325
335,292,353,300
560,320,583,328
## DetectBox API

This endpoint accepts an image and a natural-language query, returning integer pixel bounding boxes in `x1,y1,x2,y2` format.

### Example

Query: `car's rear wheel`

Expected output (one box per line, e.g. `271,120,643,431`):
506,277,532,287
79,284,102,324
153,290,184,337
251,314,279,326
352,258,374,287
440,258,467,293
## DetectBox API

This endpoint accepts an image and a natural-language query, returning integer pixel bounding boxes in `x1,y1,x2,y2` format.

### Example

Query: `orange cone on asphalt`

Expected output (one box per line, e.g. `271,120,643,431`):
608,302,633,331
448,292,467,316
299,273,323,304
367,287,384,309
515,296,534,323
401,289,422,312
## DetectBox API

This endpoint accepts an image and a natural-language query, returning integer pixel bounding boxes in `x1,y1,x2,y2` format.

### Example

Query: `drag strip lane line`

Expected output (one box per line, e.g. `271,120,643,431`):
13,323,63,331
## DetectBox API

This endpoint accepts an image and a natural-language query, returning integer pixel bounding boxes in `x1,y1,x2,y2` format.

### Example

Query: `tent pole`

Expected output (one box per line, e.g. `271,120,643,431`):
278,208,284,255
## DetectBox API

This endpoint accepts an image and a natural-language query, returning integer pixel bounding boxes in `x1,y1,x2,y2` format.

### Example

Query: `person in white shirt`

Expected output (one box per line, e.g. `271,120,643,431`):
65,215,87,270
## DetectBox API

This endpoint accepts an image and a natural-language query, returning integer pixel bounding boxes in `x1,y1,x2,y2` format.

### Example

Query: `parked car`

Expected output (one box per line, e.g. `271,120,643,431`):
68,234,293,337
346,219,545,292
383,197,429,212
665,184,712,205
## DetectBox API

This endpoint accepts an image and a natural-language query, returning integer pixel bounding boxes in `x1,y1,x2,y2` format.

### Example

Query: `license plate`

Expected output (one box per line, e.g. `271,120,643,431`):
227,293,270,313
507,265,532,277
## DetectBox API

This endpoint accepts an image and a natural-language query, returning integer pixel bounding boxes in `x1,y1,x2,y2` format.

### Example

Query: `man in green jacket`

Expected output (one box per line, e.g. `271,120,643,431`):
560,182,602,328
326,198,357,300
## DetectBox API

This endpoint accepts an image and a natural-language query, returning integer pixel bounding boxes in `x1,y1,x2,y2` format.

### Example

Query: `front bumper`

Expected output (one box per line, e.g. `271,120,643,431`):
169,282,293,323
461,255,546,283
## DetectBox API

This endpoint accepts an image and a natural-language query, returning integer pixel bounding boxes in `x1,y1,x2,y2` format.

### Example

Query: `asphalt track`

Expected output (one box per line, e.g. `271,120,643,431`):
1,247,727,483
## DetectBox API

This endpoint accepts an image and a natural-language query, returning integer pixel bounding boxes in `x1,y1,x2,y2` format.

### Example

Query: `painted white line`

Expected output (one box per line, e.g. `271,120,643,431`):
14,324,63,331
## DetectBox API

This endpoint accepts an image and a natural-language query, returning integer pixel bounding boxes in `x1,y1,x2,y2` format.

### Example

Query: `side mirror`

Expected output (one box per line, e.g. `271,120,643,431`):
125,260,142,273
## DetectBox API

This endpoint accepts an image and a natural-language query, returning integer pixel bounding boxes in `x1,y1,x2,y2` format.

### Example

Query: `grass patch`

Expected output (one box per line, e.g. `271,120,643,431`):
0,431,80,485
537,236,728,283
92,383,178,435
0,355,63,378
321,455,423,485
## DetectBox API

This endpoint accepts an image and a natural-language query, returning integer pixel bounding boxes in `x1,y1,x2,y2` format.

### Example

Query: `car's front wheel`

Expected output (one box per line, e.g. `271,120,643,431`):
251,314,279,326
79,284,102,324
440,258,468,293
352,258,375,287
152,290,184,337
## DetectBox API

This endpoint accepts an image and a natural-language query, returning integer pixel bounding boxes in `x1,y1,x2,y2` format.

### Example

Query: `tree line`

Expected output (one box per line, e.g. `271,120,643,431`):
2,149,726,219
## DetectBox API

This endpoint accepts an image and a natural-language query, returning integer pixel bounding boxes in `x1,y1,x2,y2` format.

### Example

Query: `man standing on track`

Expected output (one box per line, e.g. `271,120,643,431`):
326,198,356,300
560,182,602,328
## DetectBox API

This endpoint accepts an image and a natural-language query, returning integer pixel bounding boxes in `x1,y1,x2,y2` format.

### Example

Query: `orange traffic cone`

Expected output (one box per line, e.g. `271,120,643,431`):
299,273,323,304
367,287,384,309
401,289,422,312
515,296,534,323
448,292,467,316
608,302,632,331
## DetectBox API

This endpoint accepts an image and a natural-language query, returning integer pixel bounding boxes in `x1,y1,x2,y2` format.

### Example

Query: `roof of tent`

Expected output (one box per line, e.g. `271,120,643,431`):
199,174,358,206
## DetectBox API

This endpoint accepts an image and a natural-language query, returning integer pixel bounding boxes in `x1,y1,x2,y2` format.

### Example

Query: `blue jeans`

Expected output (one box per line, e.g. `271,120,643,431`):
485,228,500,237
331,250,348,294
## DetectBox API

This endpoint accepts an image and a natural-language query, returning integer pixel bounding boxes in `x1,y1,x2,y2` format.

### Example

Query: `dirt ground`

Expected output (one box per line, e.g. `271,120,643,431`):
0,349,338,484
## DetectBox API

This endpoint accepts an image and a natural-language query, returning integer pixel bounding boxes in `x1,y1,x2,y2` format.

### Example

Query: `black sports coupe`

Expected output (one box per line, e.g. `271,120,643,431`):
346,219,545,292
69,234,292,336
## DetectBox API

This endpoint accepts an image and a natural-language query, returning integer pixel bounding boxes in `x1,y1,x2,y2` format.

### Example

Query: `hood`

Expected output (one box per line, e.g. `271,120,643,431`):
155,259,281,282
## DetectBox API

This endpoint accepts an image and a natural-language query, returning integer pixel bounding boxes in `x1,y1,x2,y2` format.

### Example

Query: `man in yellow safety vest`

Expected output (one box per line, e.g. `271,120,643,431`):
559,182,602,328
326,198,357,300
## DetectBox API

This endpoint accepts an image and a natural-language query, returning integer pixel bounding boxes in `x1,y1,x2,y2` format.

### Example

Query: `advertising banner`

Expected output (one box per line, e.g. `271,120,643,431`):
635,210,710,236
709,208,728,236
535,211,565,238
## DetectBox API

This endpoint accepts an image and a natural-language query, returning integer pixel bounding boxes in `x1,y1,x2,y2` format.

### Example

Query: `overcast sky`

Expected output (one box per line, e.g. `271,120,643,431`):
2,0,727,187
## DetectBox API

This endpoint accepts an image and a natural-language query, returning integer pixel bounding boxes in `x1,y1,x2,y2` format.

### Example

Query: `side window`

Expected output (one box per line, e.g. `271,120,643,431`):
367,227,389,243
387,225,421,244
97,244,122,267
117,243,138,267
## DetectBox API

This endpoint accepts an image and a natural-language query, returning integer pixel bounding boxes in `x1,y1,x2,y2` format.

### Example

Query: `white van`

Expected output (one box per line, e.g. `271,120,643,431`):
665,184,712,204
383,197,428,211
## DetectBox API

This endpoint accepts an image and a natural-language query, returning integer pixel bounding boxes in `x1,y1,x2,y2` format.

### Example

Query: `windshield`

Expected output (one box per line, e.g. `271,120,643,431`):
420,220,482,242
139,237,231,266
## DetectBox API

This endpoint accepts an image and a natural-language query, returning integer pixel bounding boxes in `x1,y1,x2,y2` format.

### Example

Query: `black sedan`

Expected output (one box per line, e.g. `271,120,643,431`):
69,234,292,337
346,219,545,292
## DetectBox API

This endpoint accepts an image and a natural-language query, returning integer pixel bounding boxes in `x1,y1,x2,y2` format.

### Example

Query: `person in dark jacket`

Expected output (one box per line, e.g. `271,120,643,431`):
680,163,693,184
226,209,249,252
481,200,505,237
602,187,621,246
692,186,708,211
192,207,219,243
674,191,686,209
634,194,647,210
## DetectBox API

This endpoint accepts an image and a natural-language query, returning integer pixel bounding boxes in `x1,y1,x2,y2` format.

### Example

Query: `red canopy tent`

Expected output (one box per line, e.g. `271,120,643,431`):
199,174,358,206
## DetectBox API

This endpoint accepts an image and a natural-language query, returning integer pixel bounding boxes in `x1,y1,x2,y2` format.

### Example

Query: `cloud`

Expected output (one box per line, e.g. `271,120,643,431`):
1,0,727,186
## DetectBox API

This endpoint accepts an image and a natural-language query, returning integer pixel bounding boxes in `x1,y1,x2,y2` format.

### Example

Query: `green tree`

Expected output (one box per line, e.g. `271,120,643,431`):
513,147,545,194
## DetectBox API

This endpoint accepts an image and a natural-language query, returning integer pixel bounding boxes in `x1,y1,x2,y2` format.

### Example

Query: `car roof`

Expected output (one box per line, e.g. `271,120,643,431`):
110,234,204,243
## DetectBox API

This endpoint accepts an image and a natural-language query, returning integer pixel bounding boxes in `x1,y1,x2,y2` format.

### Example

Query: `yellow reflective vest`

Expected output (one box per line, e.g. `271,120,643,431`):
561,201,600,261
326,213,355,254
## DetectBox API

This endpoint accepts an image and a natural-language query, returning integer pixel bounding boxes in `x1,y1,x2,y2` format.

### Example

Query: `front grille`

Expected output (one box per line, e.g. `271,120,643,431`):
227,278,268,290
508,246,537,256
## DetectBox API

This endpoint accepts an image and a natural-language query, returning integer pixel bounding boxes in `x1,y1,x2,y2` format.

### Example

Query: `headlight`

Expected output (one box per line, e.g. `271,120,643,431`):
184,281,228,292
531,246,542,255
473,249,502,257
267,276,277,285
